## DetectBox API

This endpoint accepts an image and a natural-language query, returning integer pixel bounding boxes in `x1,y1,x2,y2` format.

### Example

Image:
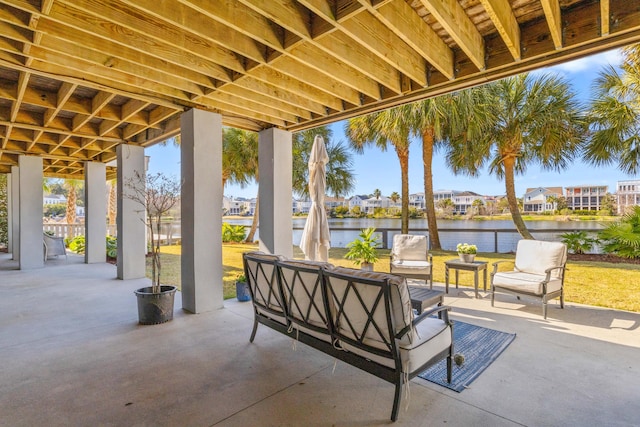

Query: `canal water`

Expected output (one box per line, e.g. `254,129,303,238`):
223,217,605,253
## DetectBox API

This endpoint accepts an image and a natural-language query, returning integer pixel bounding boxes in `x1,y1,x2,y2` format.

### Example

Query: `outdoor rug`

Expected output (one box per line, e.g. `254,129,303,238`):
417,321,516,392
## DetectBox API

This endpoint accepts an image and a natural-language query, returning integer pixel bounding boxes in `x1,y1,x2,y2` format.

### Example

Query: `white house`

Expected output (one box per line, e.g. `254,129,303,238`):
452,191,483,215
617,180,640,214
362,196,390,213
409,193,425,210
523,187,563,213
43,194,66,205
348,195,368,211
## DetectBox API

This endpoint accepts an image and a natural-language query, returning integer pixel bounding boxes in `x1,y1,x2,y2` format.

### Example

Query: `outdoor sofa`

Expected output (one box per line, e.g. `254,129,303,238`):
242,252,453,422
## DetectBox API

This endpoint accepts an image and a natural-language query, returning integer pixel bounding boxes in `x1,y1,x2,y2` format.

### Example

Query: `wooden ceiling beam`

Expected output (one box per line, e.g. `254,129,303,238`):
240,0,404,93
369,0,454,80
417,0,486,71
44,82,76,126
600,0,610,36
479,0,521,60
540,0,563,49
55,0,245,75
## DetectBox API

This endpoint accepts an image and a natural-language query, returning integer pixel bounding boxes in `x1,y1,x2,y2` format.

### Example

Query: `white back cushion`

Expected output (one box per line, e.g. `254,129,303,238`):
514,240,567,278
392,234,428,261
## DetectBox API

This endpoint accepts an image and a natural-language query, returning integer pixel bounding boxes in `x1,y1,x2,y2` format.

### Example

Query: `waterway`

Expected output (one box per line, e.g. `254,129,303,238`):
223,217,605,253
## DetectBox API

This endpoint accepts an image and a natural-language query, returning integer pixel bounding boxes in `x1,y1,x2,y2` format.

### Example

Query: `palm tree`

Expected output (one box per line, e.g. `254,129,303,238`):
346,107,412,233
389,191,400,203
372,188,382,200
448,74,586,239
222,128,259,242
292,126,355,198
584,43,640,174
64,179,83,227
472,198,484,215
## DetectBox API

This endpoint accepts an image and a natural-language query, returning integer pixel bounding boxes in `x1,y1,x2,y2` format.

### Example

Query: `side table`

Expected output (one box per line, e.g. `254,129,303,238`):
408,285,444,313
444,259,488,298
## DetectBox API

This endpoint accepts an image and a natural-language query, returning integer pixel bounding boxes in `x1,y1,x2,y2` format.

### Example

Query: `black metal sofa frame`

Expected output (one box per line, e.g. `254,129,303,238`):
242,252,453,422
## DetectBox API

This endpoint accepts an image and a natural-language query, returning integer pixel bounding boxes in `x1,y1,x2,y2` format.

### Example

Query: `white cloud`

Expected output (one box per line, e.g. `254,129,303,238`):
541,49,623,76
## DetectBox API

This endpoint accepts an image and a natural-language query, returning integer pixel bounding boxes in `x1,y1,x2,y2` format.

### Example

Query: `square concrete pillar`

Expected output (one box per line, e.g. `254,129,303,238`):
258,128,293,258
117,144,146,279
181,109,223,313
18,156,43,269
10,166,19,260
85,162,107,263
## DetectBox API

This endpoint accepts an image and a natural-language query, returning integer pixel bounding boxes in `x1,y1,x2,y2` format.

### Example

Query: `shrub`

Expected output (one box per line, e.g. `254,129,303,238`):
106,235,117,258
560,230,598,254
598,206,640,259
67,235,86,253
222,223,246,243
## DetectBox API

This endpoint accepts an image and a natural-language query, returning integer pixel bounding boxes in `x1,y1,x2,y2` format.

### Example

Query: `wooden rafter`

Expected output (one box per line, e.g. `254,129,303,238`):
540,0,563,49
479,0,521,61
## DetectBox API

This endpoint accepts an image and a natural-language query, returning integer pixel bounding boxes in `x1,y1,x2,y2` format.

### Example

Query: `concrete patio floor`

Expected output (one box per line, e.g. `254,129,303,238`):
1,252,639,426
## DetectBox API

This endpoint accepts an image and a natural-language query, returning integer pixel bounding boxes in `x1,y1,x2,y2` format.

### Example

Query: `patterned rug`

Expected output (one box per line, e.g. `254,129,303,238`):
418,320,516,392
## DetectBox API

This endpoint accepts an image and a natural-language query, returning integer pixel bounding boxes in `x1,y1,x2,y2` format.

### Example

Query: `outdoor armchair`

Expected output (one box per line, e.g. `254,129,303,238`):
390,234,433,289
43,233,67,261
490,240,568,319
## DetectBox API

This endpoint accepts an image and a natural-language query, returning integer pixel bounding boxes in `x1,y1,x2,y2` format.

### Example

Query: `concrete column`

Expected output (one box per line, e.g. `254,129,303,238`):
6,172,12,253
85,162,107,263
181,109,223,313
258,128,293,258
18,156,43,269
117,144,146,279
10,166,19,260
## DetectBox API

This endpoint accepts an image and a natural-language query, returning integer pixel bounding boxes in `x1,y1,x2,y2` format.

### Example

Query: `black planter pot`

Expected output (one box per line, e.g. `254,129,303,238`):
134,285,177,325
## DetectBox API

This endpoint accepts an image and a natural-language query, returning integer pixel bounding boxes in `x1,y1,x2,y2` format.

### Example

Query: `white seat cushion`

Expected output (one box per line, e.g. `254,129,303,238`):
492,271,562,295
390,260,431,276
341,317,450,370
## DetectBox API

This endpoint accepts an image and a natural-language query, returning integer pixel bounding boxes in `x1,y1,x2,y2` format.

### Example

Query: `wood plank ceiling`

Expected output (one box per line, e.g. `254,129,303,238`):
0,0,639,178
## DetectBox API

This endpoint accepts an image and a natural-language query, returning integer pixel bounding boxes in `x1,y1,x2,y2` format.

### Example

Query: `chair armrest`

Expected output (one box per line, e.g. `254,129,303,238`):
543,265,566,282
491,260,513,275
396,305,451,339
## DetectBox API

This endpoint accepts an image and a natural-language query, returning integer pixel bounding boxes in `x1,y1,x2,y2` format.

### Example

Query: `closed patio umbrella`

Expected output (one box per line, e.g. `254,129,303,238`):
299,135,330,262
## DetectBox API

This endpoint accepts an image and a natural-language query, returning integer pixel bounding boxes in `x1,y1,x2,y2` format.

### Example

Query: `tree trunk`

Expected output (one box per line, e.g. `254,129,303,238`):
422,129,441,249
504,157,534,240
245,194,259,243
398,150,409,234
108,182,117,225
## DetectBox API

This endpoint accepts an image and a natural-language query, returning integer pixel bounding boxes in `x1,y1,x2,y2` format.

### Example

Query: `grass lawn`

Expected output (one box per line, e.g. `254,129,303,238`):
148,244,640,312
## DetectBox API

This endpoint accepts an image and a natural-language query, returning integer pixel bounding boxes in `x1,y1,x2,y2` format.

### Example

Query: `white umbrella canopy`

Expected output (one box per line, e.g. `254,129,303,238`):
299,135,331,262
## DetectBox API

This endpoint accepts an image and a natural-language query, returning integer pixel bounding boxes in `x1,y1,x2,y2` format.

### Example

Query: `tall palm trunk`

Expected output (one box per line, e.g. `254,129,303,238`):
422,129,441,249
504,156,533,239
245,195,259,242
66,185,77,237
108,181,117,225
398,148,409,234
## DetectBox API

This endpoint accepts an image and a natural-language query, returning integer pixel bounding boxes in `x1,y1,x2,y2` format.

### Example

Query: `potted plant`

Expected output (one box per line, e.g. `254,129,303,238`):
235,273,251,302
126,172,181,325
345,227,380,271
456,243,477,263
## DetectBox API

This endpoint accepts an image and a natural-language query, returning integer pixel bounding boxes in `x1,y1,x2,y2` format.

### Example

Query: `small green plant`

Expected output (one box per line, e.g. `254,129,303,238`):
345,227,380,266
560,230,598,254
456,243,477,254
236,273,246,283
44,230,55,237
222,223,247,243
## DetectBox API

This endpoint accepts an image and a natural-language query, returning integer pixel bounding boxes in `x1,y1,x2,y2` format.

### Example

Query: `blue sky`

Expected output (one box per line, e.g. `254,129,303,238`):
145,48,629,199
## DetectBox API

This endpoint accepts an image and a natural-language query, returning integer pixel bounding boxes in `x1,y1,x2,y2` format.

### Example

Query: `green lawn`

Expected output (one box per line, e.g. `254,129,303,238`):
147,244,640,312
